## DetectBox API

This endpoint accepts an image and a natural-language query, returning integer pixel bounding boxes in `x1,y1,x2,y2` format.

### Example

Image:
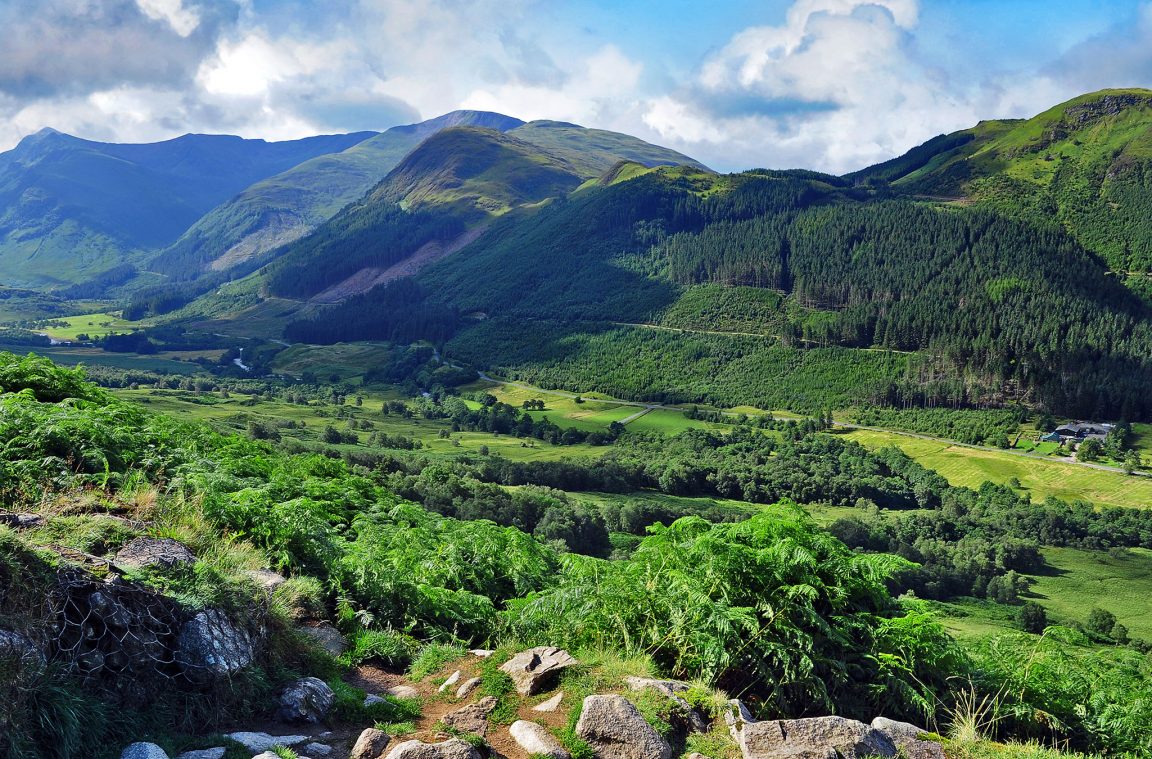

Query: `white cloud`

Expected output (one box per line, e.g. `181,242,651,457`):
136,0,201,37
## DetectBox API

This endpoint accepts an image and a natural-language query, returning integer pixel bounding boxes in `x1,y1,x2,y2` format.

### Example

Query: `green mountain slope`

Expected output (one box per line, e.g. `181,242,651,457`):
848,88,1152,271
150,111,525,280
508,119,710,177
0,128,375,288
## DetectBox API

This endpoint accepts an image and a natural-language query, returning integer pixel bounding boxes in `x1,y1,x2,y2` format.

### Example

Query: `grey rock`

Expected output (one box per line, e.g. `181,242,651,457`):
115,537,195,570
509,720,570,759
251,753,281,759
303,743,333,757
386,684,421,699
499,646,578,696
174,750,226,759
533,691,564,712
575,694,672,759
88,591,132,628
0,628,44,667
351,728,392,759
278,677,336,723
437,669,462,693
246,569,287,591
623,676,709,733
298,622,346,657
177,609,254,680
120,743,170,759
382,739,481,759
871,717,944,759
735,716,896,759
469,649,495,658
442,695,497,735
365,693,389,707
0,512,43,528
456,676,481,698
224,732,309,753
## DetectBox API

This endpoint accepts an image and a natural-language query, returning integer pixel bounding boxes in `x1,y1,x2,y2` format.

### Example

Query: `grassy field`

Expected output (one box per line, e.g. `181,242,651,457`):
0,342,202,374
114,387,601,462
840,428,1152,510
1029,546,1152,640
271,342,397,382
36,311,142,341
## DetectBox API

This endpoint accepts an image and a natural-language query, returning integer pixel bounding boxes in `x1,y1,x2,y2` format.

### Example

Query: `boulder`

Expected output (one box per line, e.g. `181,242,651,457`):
351,728,392,759
387,684,421,699
575,694,672,759
174,750,225,759
623,676,709,733
176,609,254,681
114,537,195,570
0,628,44,667
224,732,309,753
120,743,170,759
245,569,287,592
382,739,481,759
277,677,336,723
469,649,495,658
441,695,497,735
438,669,462,693
298,622,346,657
303,743,333,757
533,691,564,712
456,676,481,698
251,753,280,759
499,646,578,696
365,693,389,707
734,716,896,759
871,717,944,759
509,721,570,759
0,512,43,528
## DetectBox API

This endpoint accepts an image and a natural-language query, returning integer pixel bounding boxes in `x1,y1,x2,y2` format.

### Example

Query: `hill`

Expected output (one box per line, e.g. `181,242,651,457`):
149,111,525,280
0,128,376,288
848,88,1152,272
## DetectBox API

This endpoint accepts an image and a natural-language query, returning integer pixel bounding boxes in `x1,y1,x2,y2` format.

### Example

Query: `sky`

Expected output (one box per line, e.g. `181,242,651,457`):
1,0,1151,173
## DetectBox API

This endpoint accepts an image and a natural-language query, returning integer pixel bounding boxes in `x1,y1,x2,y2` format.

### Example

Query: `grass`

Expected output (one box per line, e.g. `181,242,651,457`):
840,428,1152,510
34,311,143,342
1028,546,1152,640
0,342,202,374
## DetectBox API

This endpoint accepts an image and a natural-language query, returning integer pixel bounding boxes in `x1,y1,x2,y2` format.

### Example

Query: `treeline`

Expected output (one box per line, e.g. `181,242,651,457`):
850,405,1026,446
284,279,460,345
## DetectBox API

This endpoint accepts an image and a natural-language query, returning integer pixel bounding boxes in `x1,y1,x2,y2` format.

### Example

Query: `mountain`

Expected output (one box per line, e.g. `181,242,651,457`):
847,88,1152,272
508,119,709,177
0,129,376,288
149,111,525,280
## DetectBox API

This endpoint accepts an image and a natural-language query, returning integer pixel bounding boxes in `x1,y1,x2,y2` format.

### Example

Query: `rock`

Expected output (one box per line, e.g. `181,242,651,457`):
88,591,132,628
509,721,570,759
0,512,43,528
437,669,462,693
177,609,254,681
351,728,392,759
224,733,309,753
278,677,336,723
0,628,44,667
499,646,578,696
382,739,481,759
734,716,896,759
624,676,709,733
469,649,495,658
114,537,195,570
686,755,709,759
533,691,564,712
365,693,389,707
120,743,170,759
456,676,481,698
174,750,226,759
387,684,421,699
870,717,944,759
575,694,672,759
442,695,497,735
303,743,333,757
246,569,287,591
298,622,346,657
251,753,280,759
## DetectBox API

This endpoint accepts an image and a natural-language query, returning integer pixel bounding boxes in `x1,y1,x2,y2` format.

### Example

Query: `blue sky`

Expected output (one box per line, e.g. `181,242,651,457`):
1,0,1151,172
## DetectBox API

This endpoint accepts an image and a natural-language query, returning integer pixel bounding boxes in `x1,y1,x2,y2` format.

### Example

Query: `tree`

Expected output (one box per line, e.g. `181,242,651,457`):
1077,438,1104,462
1123,450,1141,475
1016,602,1048,634
1086,607,1118,638
1111,622,1130,645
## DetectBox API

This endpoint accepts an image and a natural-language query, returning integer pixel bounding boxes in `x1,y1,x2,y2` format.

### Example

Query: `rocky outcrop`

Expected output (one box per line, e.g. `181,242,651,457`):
575,694,672,759
726,703,900,759
509,720,570,759
441,695,497,735
176,609,255,681
382,739,482,759
120,743,169,759
500,646,578,696
224,732,309,753
623,676,709,733
277,676,336,723
870,717,944,759
114,537,195,570
351,728,393,759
